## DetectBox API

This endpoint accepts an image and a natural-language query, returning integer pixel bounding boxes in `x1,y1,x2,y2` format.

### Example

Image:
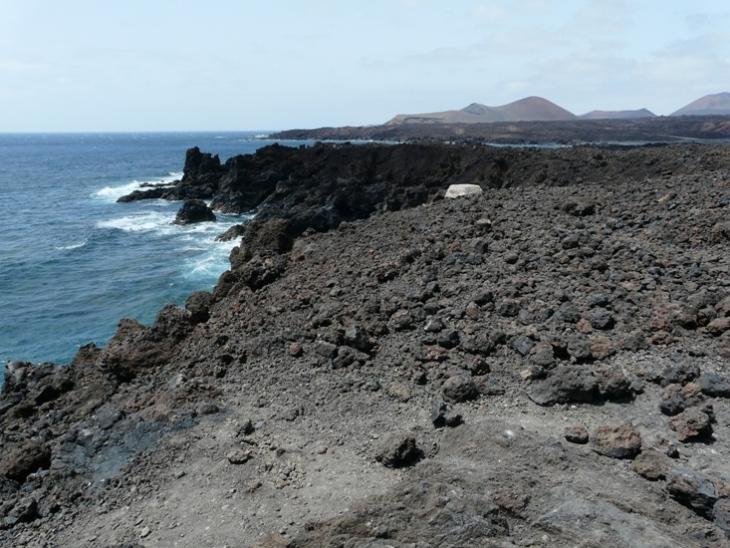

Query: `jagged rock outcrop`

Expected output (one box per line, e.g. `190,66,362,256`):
173,199,216,224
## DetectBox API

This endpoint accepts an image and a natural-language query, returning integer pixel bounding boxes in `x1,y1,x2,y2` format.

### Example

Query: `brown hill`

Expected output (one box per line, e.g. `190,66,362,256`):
386,96,576,125
672,92,730,117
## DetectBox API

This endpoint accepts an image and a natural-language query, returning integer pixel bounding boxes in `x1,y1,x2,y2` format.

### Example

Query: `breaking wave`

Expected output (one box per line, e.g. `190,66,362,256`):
92,172,182,202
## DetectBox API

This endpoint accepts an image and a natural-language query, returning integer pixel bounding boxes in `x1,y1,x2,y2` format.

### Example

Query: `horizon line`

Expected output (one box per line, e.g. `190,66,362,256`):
0,129,278,134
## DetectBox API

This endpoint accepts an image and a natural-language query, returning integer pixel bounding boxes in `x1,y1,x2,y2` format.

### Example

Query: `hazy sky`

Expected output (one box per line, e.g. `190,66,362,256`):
1,0,729,131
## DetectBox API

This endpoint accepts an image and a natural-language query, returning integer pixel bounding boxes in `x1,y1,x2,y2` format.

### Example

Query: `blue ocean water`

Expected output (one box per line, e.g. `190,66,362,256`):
0,132,306,369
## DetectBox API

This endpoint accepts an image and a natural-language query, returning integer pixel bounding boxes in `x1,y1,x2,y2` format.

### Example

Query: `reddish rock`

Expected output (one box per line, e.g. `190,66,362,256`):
576,318,593,334
465,302,481,320
650,331,673,346
669,408,712,442
706,317,730,336
287,342,303,357
589,335,615,360
650,306,675,332
592,423,642,459
631,449,670,481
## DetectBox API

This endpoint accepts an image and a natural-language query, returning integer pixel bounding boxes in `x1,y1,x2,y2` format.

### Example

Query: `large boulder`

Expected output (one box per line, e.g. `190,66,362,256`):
666,468,718,517
698,372,730,398
527,366,598,406
174,199,216,224
374,433,423,468
0,441,51,483
442,375,479,403
669,408,713,442
445,184,483,199
631,449,671,481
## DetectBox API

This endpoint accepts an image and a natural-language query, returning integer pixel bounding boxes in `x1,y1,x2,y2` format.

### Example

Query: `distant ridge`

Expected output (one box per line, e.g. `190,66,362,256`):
384,93,730,127
386,96,576,125
580,108,656,120
672,92,730,117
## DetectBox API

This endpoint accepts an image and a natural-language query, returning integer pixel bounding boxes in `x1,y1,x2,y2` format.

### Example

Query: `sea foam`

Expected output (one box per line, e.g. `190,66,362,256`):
96,211,241,239
92,172,182,202
184,236,239,279
96,211,174,233
54,240,87,251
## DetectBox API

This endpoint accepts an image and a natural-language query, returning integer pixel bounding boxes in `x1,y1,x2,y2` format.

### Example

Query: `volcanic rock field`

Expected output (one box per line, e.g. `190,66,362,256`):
2,142,730,547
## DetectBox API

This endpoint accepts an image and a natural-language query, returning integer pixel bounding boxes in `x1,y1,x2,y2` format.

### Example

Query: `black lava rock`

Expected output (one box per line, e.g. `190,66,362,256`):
431,401,463,429
174,199,216,224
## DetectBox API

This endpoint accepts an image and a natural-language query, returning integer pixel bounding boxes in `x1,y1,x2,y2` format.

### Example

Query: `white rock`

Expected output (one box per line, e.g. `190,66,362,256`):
445,184,483,199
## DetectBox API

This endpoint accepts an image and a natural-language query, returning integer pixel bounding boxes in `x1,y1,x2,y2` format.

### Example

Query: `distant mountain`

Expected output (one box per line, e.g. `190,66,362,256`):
672,92,730,117
580,108,656,120
386,96,576,125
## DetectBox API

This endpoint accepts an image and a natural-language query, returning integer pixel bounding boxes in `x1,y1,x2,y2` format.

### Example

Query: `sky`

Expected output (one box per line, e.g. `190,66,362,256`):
1,0,729,131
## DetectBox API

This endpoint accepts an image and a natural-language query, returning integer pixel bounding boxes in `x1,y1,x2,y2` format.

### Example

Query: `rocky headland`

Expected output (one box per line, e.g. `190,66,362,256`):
2,142,730,547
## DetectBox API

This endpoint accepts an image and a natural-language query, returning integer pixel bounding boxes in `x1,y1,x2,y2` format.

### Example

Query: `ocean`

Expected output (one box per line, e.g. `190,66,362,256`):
0,132,307,371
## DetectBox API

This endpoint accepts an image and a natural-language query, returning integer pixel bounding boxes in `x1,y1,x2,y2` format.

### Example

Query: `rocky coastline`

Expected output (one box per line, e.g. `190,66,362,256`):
2,142,730,546
270,115,730,144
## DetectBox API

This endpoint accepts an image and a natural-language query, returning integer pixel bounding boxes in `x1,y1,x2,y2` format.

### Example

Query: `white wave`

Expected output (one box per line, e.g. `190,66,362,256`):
174,218,243,236
97,211,174,233
188,255,224,277
184,238,239,279
55,240,87,251
97,207,246,282
96,212,237,237
92,171,182,202
93,180,142,201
